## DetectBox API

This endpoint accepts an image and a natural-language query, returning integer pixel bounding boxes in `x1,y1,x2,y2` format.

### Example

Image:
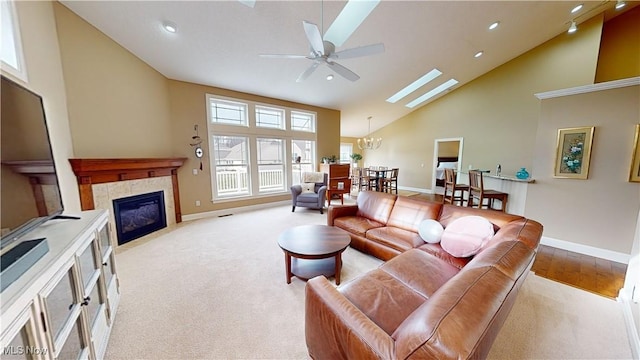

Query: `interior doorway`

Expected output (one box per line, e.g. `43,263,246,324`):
432,137,464,193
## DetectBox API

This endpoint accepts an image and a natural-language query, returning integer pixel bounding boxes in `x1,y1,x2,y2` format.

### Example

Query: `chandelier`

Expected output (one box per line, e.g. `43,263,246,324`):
357,116,382,150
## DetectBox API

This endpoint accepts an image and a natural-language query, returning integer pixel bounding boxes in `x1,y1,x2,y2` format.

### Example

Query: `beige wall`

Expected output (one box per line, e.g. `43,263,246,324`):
596,6,640,82
54,3,173,158
51,4,340,216
363,15,603,190
526,85,640,254
168,80,340,215
2,1,81,212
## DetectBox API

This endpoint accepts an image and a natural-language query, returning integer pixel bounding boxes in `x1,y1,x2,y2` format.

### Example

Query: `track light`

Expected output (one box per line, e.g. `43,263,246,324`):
615,0,626,9
568,21,577,34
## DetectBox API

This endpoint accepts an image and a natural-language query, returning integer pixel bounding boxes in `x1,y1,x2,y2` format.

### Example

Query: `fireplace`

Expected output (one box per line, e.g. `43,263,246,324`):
113,191,167,245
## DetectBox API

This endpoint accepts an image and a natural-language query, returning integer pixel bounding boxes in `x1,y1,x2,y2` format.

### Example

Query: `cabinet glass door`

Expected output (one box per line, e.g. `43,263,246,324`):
42,265,77,341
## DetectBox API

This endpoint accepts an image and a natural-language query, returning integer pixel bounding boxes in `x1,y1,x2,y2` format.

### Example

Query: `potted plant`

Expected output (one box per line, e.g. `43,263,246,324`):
350,153,362,167
322,156,330,164
328,155,337,164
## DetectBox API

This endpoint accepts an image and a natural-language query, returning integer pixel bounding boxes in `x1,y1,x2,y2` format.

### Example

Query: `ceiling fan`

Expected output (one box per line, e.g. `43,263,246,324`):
260,20,385,82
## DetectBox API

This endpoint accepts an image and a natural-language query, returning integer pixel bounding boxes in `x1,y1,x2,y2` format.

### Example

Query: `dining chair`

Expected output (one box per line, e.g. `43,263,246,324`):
442,168,467,206
382,168,399,194
467,170,508,212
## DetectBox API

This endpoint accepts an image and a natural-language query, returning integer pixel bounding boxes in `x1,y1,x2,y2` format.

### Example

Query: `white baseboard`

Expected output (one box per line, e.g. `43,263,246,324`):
619,287,640,359
398,186,433,194
541,236,630,264
182,200,290,222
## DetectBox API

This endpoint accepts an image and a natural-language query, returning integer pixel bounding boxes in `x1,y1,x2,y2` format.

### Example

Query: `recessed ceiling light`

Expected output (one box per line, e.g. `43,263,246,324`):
386,69,442,103
615,0,626,9
406,79,459,108
163,21,177,33
474,51,484,58
571,4,583,13
326,74,334,81
489,22,499,30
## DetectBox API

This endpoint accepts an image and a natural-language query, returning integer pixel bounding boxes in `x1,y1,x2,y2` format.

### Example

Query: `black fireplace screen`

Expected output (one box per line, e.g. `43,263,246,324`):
113,191,167,245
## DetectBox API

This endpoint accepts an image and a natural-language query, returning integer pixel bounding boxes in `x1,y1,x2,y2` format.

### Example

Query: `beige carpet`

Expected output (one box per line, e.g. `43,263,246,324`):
106,204,632,359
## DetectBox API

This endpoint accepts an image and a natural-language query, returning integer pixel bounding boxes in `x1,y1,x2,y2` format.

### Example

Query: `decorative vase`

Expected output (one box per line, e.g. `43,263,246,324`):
516,167,530,179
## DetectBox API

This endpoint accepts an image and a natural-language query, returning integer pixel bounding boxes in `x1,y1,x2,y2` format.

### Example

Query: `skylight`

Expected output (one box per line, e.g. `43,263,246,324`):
406,79,459,108
323,0,380,47
386,69,442,103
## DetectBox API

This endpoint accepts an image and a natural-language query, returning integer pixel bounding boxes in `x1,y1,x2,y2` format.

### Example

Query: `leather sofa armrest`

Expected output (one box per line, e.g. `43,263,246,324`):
305,276,395,360
327,204,358,226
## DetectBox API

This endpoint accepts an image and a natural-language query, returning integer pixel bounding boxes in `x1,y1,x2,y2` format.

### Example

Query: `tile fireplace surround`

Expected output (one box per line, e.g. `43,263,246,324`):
69,158,187,246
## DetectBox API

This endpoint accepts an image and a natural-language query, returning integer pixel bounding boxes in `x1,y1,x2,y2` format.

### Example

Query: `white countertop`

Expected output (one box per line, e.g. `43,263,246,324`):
461,171,535,183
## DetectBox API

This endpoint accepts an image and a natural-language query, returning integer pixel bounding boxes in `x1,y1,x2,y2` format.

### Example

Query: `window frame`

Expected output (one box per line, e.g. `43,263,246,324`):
205,94,317,202
1,0,28,82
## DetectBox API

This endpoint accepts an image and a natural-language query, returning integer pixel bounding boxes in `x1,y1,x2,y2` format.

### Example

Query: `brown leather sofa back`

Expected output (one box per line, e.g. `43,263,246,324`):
355,190,397,224
387,196,443,232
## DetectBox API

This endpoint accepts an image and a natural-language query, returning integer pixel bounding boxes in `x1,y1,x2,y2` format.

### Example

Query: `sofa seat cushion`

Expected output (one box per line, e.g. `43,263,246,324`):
380,249,460,299
334,216,385,237
386,196,443,232
339,269,426,336
366,226,425,253
416,243,472,270
297,193,320,203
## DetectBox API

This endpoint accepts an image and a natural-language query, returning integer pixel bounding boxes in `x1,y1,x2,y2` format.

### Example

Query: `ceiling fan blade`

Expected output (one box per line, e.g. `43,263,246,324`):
326,61,360,82
302,21,325,57
331,43,385,60
296,62,320,83
259,54,309,59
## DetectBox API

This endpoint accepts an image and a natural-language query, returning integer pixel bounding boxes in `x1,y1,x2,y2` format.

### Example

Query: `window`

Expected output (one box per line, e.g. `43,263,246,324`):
212,135,250,197
1,0,27,81
340,143,353,164
292,140,315,185
291,111,315,132
206,95,317,201
257,138,285,193
209,99,247,126
255,106,284,130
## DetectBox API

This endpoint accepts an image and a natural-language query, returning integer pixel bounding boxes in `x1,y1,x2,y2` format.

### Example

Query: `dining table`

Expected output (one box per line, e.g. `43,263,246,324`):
366,167,390,192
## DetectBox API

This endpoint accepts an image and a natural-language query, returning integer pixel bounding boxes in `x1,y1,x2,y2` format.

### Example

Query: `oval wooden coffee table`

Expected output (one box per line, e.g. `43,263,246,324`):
277,225,351,285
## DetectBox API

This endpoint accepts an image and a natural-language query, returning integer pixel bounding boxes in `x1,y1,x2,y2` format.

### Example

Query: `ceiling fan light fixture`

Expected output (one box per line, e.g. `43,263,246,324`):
568,21,577,34
358,116,382,150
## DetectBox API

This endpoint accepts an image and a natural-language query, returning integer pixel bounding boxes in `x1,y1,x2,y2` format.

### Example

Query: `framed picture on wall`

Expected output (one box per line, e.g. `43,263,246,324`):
629,124,640,183
553,126,595,179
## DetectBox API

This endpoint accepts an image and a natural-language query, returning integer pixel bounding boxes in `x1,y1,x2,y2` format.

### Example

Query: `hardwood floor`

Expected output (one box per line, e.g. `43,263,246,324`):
531,244,627,299
406,192,627,299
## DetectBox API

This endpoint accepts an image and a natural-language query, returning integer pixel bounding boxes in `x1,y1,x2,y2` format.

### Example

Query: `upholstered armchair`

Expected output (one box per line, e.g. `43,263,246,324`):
291,172,328,214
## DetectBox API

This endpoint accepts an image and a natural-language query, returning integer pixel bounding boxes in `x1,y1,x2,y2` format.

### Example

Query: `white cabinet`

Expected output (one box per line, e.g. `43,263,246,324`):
1,210,119,360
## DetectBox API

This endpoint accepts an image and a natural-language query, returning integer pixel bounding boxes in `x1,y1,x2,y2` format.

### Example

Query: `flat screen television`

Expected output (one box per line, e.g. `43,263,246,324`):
1,75,65,249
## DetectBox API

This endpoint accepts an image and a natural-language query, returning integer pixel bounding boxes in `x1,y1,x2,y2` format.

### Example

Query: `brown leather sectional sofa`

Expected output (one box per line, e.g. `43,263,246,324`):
305,191,543,359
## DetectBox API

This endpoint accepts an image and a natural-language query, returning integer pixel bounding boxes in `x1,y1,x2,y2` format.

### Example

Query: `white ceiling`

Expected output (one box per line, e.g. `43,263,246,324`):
59,1,634,137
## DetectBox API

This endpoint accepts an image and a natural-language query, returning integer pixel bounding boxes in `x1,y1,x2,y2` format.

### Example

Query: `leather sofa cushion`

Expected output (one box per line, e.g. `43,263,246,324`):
465,240,535,280
380,249,459,299
392,266,516,359
355,191,397,225
334,216,385,237
438,205,523,230
386,196,442,233
366,226,425,253
339,268,426,336
417,243,472,269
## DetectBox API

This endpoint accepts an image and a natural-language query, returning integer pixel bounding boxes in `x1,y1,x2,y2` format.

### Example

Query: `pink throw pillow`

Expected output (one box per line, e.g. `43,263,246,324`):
440,216,494,258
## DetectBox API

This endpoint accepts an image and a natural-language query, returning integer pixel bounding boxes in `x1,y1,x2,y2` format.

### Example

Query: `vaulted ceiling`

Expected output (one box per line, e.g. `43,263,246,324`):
59,1,636,137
